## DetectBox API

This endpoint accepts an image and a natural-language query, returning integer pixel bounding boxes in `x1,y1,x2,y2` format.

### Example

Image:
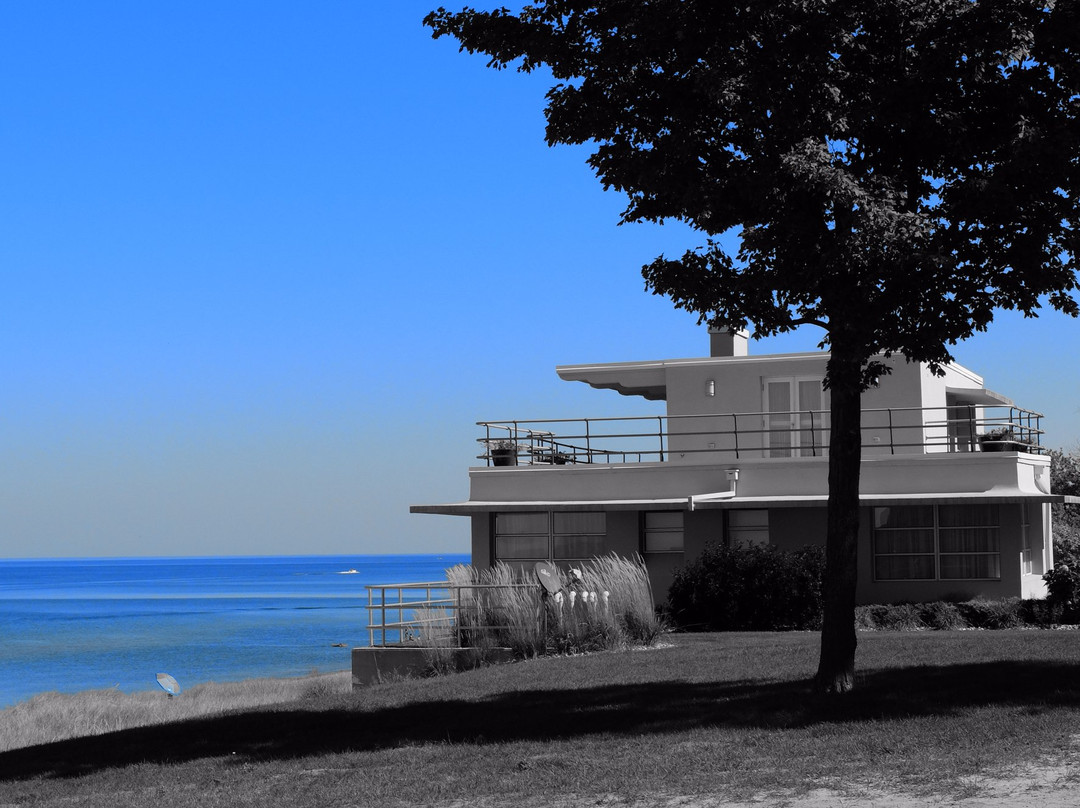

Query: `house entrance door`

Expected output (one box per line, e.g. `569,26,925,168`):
763,377,827,458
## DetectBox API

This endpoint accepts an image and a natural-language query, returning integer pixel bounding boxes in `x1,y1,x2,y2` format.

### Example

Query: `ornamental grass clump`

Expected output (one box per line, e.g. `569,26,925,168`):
446,563,546,658
576,553,664,646
441,555,661,664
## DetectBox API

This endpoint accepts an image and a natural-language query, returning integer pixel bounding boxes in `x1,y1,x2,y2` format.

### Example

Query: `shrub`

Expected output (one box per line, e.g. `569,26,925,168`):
667,542,825,631
1044,533,1080,624
960,598,1026,629
1019,597,1061,626
918,600,964,630
854,598,1060,630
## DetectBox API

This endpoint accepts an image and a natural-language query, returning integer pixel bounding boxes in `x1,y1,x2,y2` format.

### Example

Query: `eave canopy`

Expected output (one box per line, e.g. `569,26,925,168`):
556,361,667,401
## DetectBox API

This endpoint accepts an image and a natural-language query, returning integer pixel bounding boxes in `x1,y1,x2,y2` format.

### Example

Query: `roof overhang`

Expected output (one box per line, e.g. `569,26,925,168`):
945,386,1015,407
411,498,689,515
411,489,1065,516
556,362,668,401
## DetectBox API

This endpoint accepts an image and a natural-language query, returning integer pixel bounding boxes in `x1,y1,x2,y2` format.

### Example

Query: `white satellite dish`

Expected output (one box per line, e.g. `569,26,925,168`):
156,672,181,697
534,561,563,595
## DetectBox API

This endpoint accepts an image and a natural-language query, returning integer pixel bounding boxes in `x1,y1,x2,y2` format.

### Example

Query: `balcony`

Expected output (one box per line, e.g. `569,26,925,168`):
477,404,1045,466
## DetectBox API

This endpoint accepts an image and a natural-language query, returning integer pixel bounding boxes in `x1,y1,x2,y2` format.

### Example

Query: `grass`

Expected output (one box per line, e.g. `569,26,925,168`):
3,631,1080,807
0,671,352,754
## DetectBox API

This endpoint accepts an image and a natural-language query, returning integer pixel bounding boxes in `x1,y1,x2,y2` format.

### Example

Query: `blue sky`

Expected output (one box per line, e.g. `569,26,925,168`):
1,3,1077,558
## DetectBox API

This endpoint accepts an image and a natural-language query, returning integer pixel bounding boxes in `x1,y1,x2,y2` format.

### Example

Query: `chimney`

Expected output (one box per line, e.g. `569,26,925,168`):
709,326,749,357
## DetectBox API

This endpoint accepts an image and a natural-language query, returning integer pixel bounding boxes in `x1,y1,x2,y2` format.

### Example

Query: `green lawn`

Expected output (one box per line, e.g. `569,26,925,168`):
3,630,1080,807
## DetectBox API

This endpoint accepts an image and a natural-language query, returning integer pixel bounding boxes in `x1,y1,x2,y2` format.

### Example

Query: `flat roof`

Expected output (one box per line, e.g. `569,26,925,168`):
411,489,1064,515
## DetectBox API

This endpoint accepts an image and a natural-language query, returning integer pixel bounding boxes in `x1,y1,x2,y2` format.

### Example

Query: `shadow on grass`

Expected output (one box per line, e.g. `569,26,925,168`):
4,659,1080,781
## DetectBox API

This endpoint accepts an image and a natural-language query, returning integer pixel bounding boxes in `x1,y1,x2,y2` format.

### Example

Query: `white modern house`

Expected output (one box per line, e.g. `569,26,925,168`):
412,329,1066,605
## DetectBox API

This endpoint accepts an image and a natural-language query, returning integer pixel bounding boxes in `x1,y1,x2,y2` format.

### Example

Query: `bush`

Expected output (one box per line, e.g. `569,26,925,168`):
667,542,825,631
955,598,1024,629
854,598,1060,630
918,600,965,630
1043,557,1080,624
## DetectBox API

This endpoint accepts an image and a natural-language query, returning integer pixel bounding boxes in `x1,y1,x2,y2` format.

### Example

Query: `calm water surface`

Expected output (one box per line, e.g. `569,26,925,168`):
0,554,468,708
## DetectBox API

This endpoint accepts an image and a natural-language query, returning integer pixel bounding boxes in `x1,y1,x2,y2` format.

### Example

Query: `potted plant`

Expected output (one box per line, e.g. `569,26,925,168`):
487,439,519,467
979,427,1019,452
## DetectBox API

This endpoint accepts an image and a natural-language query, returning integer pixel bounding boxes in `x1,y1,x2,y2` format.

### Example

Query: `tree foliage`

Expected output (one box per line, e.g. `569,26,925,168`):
426,0,1080,692
428,1,1078,371
1049,447,1080,565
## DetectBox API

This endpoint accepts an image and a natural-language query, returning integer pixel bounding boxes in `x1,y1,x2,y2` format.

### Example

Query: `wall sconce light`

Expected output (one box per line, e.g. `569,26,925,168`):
705,379,716,397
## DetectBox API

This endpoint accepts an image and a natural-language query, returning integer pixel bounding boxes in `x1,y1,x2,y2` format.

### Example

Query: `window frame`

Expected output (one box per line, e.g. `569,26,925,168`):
727,509,770,547
492,511,607,565
641,511,684,555
762,376,829,458
872,504,1002,582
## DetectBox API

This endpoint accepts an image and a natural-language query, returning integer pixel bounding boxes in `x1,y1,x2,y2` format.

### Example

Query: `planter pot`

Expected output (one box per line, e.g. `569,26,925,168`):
979,433,1018,452
491,448,518,467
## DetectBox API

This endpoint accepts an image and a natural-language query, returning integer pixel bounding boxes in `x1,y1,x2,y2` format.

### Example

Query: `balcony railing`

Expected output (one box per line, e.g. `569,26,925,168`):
366,581,537,648
477,404,1045,466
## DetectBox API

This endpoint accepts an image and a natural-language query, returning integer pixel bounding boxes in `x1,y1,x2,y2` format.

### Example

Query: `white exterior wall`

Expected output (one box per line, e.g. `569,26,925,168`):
664,353,830,459
465,452,1051,505
861,359,926,455
429,339,1055,607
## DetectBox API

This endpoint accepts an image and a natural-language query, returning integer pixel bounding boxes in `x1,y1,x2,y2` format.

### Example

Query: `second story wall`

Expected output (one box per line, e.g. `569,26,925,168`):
664,353,830,460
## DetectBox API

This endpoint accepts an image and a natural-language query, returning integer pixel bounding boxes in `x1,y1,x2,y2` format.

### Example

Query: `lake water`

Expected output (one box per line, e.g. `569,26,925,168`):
0,554,469,708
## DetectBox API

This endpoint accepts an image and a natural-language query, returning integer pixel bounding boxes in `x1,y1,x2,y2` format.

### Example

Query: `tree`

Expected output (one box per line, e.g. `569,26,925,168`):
1050,447,1080,546
425,1,1080,692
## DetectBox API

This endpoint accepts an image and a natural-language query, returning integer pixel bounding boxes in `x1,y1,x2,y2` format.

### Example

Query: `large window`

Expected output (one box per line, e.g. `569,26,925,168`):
728,509,769,546
873,505,1000,581
494,511,606,564
493,512,549,561
642,511,684,554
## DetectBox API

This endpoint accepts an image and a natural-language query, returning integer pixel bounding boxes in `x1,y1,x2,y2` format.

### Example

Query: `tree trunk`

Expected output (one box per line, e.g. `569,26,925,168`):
814,345,865,694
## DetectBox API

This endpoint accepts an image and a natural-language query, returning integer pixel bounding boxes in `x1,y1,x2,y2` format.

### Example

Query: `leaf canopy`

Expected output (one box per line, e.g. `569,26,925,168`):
427,0,1079,381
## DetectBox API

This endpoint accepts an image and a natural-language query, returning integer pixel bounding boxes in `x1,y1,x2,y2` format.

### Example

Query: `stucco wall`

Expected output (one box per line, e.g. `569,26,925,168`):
471,515,492,568
605,510,643,557
665,353,830,458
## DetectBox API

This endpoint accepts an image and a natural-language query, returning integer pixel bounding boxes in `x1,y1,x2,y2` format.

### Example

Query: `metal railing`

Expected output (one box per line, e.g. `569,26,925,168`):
366,581,538,648
477,404,1045,466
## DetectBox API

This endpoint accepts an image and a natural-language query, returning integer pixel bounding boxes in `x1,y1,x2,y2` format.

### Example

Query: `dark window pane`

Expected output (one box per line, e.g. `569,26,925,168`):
495,512,548,535
940,554,1001,579
729,509,768,528
553,535,605,559
939,504,999,528
553,512,606,535
939,528,999,553
873,506,934,530
644,511,683,530
495,535,548,560
874,555,935,580
644,532,684,553
875,529,935,555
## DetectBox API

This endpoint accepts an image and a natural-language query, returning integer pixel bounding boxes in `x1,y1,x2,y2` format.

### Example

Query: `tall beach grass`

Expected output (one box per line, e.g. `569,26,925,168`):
445,554,663,660
0,671,351,753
